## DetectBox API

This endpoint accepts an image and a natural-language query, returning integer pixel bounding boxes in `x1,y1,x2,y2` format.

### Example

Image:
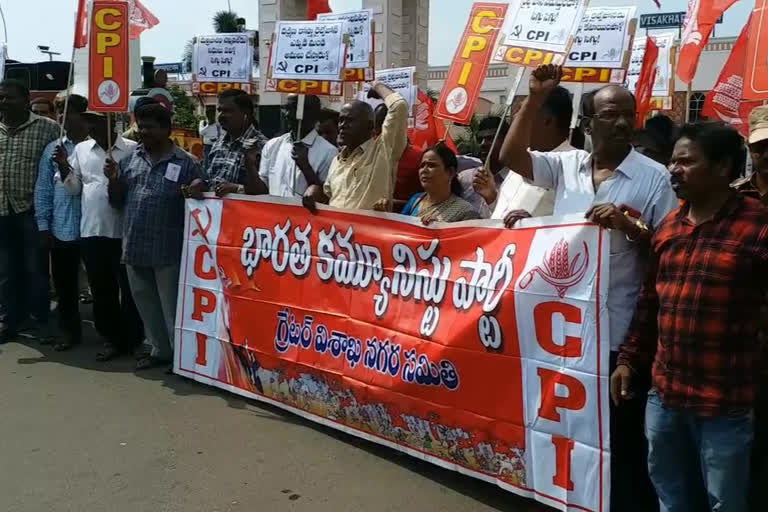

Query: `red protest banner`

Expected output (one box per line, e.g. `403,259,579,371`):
409,89,458,152
88,1,130,112
744,0,768,100
702,15,761,135
74,0,89,49
435,3,508,124
676,0,738,83
635,37,659,128
176,196,611,512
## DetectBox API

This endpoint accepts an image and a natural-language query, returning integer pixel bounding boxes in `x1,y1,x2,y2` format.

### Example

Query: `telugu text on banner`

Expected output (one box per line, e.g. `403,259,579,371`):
269,20,347,82
318,9,374,80
193,33,253,84
626,33,675,100
175,196,611,512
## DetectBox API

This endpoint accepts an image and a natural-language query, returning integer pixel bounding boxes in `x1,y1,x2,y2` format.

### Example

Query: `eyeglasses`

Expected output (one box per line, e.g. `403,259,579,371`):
585,111,637,123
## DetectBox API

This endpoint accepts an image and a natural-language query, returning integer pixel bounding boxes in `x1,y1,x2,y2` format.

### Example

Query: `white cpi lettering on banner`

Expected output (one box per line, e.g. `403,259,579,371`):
499,0,588,53
193,33,253,83
270,20,347,81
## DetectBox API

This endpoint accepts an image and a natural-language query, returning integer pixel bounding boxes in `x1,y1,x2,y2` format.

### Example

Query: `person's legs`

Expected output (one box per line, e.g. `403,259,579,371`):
751,374,768,512
81,237,122,345
645,391,701,512
609,352,657,512
49,238,81,345
127,265,172,364
695,410,753,512
19,211,51,336
154,263,181,360
0,213,22,338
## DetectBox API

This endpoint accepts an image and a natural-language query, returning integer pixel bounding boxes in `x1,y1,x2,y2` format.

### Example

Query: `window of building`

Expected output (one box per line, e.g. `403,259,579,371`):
688,92,706,122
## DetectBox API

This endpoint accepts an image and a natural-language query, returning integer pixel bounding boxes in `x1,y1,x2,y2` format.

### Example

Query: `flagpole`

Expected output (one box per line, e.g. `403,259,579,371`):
684,82,692,123
58,47,77,142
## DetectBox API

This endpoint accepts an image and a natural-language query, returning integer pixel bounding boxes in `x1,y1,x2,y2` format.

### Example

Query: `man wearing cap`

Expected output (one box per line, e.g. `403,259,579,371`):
34,94,90,350
733,105,768,512
58,110,142,360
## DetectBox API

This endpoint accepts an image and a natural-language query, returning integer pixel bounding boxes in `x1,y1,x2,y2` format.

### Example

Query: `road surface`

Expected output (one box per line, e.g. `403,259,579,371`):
0,323,540,512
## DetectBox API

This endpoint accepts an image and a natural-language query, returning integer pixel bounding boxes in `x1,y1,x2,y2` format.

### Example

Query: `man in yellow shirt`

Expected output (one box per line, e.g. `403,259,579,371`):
303,82,407,212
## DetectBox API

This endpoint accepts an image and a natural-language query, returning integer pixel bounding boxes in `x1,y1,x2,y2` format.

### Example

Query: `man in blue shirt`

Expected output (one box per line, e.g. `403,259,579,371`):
34,94,90,349
107,103,206,371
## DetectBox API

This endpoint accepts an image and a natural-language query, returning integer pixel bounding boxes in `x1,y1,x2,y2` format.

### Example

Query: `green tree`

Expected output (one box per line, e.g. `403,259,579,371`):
212,10,240,32
169,84,199,131
453,108,507,157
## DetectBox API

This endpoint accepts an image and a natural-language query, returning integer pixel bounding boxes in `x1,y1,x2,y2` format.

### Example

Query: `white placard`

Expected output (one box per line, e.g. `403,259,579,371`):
625,33,675,98
193,33,253,83
317,9,373,70
270,20,347,81
499,0,588,53
358,66,416,113
566,6,636,69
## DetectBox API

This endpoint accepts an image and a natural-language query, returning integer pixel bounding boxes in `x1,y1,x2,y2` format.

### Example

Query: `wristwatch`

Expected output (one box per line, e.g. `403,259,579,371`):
624,213,649,242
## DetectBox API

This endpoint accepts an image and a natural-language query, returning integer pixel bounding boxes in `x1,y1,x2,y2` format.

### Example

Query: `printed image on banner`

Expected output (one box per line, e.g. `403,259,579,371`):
498,0,587,54
493,5,635,83
626,33,675,98
435,2,508,124
359,67,417,114
744,0,768,99
193,33,253,83
270,20,347,82
318,9,374,80
89,0,130,111
175,196,611,512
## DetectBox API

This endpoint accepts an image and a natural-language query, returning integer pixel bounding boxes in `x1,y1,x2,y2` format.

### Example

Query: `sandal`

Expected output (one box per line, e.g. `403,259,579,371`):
54,339,79,351
96,343,120,362
136,356,169,371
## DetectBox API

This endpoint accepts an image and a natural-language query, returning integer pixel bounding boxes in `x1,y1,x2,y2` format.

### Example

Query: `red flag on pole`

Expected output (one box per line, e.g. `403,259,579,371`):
74,0,89,48
676,0,738,83
702,15,762,135
307,0,332,20
128,0,159,39
408,90,457,152
635,37,659,128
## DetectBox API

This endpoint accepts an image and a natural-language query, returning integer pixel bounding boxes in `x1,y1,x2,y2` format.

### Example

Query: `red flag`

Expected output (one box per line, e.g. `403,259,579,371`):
307,0,332,20
408,90,457,152
635,37,659,128
128,0,159,39
676,0,738,83
74,0,89,48
702,15,762,135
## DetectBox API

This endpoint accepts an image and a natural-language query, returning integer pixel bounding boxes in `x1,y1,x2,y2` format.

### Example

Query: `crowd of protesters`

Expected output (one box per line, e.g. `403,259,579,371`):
0,61,766,511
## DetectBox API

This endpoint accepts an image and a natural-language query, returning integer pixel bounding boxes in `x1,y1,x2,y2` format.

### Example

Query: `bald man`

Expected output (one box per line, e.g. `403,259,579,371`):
499,65,677,512
258,94,337,197
303,82,407,211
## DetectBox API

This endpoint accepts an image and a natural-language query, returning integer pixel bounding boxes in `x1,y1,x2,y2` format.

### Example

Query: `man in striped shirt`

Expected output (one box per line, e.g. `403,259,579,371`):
0,79,59,343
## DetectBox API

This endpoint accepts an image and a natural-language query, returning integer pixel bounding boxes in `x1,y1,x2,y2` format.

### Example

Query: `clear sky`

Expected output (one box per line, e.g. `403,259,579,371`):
0,0,753,65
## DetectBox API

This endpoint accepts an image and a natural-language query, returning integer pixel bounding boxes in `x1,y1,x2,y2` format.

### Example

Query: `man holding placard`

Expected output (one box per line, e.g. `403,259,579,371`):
500,64,677,512
303,82,407,212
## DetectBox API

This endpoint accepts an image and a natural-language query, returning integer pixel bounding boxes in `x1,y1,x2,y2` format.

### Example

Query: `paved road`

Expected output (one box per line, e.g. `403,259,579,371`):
0,323,539,512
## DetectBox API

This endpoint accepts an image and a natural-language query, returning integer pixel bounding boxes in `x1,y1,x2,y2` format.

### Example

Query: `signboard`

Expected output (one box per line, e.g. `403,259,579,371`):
88,0,130,112
193,33,253,83
318,9,374,80
744,0,768,100
626,34,676,99
435,3,509,124
497,0,588,58
639,11,722,29
264,78,343,96
494,6,636,83
156,62,183,74
269,20,347,82
176,196,611,512
359,66,417,113
192,81,253,95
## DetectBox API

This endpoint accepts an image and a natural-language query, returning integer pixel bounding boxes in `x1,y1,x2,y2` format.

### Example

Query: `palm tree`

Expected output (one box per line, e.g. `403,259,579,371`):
453,108,507,156
181,10,259,73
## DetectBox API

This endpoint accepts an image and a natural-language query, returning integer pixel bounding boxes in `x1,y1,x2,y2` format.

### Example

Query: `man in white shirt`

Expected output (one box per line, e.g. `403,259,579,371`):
58,112,143,362
258,94,337,197
499,64,678,512
472,86,576,220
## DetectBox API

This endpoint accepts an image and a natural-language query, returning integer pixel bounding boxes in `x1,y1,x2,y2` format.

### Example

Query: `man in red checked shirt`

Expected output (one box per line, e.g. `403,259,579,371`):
613,121,768,512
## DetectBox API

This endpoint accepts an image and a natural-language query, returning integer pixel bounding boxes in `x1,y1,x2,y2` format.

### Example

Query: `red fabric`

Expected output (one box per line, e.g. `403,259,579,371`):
128,0,160,40
676,0,738,83
408,89,457,153
701,15,762,136
618,194,768,415
307,0,332,20
635,37,659,128
74,0,88,48
394,144,424,202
